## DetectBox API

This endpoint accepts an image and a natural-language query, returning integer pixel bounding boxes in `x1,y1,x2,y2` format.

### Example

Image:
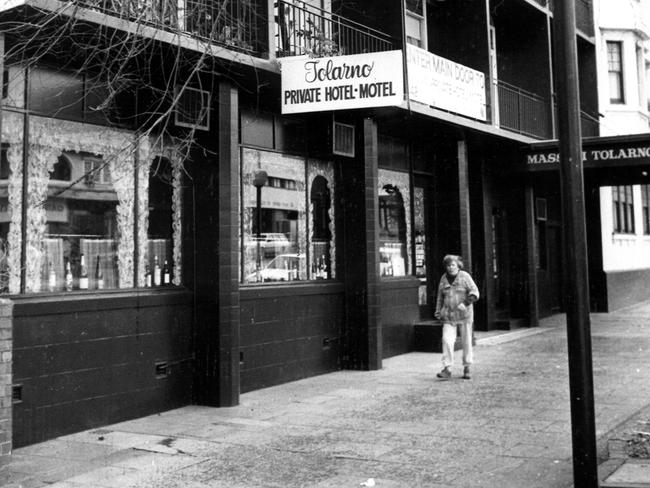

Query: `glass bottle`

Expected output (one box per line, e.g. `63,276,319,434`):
95,255,104,290
79,254,89,290
48,261,56,292
145,264,152,287
65,259,73,291
162,260,170,285
153,255,161,286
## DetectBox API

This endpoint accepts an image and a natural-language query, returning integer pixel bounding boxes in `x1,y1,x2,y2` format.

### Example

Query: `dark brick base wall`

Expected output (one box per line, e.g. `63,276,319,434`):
380,277,420,358
605,268,650,312
0,300,12,462
12,290,193,448
240,283,345,393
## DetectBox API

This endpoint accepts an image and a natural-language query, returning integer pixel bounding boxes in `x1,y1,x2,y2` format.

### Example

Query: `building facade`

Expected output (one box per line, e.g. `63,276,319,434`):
593,0,650,309
0,0,602,454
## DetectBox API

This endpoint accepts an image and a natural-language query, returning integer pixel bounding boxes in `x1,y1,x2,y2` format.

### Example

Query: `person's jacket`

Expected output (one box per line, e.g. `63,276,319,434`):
435,270,479,323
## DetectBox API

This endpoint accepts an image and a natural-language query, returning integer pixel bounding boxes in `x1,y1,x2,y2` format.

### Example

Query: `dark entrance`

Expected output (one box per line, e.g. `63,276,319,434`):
414,175,433,318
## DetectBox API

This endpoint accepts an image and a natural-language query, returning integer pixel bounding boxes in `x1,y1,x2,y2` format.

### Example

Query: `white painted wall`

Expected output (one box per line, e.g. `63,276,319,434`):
595,0,650,273
600,186,650,271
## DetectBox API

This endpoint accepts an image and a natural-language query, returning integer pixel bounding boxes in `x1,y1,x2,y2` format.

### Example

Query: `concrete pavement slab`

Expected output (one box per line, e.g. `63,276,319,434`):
4,303,650,487
602,460,650,487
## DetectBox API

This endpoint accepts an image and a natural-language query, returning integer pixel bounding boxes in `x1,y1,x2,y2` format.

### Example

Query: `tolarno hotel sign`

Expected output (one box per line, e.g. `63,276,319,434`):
280,47,487,121
280,50,404,114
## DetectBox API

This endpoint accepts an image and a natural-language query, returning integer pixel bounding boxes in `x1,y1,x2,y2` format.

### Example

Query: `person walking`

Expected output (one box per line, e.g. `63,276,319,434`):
434,254,479,380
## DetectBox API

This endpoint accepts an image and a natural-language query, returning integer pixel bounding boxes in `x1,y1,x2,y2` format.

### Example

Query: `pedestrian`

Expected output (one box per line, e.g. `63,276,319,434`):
434,254,479,380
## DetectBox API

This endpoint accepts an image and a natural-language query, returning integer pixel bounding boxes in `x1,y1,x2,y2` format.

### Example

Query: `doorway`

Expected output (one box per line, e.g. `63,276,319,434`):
414,176,433,318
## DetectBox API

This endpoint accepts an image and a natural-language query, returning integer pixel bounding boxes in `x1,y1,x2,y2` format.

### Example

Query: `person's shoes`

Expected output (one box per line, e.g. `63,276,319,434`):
462,366,471,380
436,367,451,379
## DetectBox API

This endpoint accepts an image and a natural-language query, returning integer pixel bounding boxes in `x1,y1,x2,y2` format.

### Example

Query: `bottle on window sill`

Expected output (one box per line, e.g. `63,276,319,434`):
48,261,56,292
153,255,161,286
79,254,89,290
162,260,170,285
145,264,152,287
95,255,104,290
65,260,73,292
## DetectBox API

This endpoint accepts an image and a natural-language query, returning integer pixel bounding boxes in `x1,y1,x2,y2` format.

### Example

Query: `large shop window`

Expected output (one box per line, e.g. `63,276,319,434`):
0,112,183,294
241,148,336,284
378,169,411,277
43,153,119,292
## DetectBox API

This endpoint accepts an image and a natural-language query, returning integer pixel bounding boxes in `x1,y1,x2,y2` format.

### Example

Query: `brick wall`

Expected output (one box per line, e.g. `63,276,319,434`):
0,299,13,462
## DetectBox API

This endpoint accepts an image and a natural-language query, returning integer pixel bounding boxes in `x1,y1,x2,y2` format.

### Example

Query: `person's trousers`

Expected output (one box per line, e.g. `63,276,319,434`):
441,321,473,368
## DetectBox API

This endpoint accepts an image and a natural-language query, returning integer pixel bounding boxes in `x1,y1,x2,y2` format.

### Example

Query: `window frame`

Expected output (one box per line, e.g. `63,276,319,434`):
607,41,625,104
612,185,635,234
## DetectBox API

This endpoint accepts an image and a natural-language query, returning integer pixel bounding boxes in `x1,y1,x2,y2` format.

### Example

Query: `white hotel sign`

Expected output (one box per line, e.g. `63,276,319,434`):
280,51,404,114
406,44,486,121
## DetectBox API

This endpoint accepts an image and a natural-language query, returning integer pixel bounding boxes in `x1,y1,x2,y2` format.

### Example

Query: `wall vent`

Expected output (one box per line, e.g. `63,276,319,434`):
155,362,169,378
174,86,210,131
12,384,23,403
333,121,355,157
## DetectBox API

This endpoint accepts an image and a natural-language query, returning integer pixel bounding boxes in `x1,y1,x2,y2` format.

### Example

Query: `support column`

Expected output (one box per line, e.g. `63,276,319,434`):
341,117,381,370
457,140,472,270
217,81,240,406
525,186,539,327
363,118,381,370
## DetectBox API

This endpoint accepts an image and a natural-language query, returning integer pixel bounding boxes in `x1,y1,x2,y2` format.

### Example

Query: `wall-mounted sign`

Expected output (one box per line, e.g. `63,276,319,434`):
406,44,486,121
280,51,404,114
526,142,650,171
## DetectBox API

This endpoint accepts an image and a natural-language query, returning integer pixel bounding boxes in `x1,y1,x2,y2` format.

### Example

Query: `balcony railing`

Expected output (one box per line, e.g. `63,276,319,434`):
76,0,267,55
497,81,552,139
275,0,397,57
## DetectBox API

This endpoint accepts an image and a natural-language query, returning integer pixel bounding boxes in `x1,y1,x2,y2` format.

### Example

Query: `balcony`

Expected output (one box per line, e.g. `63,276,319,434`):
275,0,397,57
497,81,552,139
65,0,268,55
496,81,600,140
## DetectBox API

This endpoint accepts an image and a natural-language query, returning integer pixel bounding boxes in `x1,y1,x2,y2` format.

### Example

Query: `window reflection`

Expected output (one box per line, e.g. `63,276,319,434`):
242,150,305,283
146,157,174,286
310,175,331,279
379,183,407,277
41,152,119,292
241,149,335,284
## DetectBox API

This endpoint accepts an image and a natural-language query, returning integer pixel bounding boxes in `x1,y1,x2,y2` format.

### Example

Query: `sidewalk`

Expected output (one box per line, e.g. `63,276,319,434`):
2,302,650,488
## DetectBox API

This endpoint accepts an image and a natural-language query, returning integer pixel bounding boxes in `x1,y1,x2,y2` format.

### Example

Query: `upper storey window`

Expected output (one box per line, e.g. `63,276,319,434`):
405,0,426,49
607,41,625,104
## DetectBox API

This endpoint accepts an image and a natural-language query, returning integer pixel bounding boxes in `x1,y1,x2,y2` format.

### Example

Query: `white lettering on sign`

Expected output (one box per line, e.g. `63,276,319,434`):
527,145,650,168
406,44,486,121
281,51,404,114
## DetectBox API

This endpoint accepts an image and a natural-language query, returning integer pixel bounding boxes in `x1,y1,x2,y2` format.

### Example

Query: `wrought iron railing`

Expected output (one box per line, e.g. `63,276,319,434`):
275,0,397,57
77,0,267,55
497,81,552,139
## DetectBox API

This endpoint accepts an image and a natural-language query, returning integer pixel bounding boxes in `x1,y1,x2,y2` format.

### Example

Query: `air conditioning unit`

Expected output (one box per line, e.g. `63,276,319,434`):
332,120,355,157
174,86,210,131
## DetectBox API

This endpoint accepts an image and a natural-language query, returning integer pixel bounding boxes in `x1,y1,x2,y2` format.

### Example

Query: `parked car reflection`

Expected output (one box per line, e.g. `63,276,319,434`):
246,232,292,258
247,253,304,282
